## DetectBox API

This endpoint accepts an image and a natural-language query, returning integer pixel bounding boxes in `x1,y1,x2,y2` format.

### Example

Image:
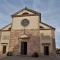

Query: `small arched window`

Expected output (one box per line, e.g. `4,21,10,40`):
40,26,44,29
8,27,11,30
22,12,29,15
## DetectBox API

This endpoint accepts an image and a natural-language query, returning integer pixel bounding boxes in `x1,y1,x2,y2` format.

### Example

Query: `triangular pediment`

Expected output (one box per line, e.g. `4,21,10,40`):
17,9,34,15
11,7,41,17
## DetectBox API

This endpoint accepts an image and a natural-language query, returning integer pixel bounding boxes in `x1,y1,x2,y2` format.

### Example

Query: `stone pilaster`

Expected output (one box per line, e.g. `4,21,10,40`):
50,30,56,56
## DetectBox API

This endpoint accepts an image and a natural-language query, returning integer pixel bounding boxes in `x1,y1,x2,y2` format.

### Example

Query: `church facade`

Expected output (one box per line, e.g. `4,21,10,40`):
0,7,56,56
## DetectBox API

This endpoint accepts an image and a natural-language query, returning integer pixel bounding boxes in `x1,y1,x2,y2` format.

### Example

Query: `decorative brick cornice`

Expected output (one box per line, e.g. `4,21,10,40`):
42,43,50,46
1,43,8,44
0,30,11,31
11,14,39,18
40,29,54,30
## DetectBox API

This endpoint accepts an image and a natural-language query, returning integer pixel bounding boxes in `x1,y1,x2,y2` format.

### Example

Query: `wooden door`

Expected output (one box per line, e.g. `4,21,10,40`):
44,46,49,55
21,42,27,55
3,46,6,54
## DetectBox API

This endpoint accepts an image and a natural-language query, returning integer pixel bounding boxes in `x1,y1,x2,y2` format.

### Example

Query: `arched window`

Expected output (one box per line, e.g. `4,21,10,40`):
40,26,44,29
8,27,11,30
22,12,29,15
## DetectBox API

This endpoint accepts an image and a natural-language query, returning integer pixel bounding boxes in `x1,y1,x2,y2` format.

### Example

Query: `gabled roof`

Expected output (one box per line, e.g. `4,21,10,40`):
40,22,55,30
0,23,12,31
0,21,55,31
11,7,41,17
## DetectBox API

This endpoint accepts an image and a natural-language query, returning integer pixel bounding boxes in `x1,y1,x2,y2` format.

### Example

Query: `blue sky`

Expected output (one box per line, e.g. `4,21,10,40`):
0,0,60,48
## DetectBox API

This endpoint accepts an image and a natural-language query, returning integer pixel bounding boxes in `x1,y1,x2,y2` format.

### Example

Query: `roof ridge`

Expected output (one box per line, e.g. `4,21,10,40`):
11,7,41,17
41,22,55,30
0,23,12,30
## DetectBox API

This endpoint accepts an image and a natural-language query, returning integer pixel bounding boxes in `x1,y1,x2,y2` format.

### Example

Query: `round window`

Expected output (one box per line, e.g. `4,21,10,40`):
21,19,29,26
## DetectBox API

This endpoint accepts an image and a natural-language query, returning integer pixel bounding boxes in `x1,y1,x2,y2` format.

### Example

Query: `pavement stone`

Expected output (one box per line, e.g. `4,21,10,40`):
0,55,60,60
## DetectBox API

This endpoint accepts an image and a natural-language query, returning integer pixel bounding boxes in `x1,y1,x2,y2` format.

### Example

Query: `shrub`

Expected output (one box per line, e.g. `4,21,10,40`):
32,52,39,57
7,51,13,56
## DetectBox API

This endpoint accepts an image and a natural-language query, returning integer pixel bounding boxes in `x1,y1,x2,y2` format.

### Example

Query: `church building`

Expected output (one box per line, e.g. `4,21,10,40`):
0,7,56,56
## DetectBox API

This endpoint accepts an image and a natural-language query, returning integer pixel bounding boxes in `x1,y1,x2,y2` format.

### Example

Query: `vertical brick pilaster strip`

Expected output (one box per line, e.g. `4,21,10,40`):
0,31,1,42
51,30,56,56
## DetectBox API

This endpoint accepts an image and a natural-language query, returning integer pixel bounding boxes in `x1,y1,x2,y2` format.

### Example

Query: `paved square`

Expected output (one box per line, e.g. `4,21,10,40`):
0,55,60,60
